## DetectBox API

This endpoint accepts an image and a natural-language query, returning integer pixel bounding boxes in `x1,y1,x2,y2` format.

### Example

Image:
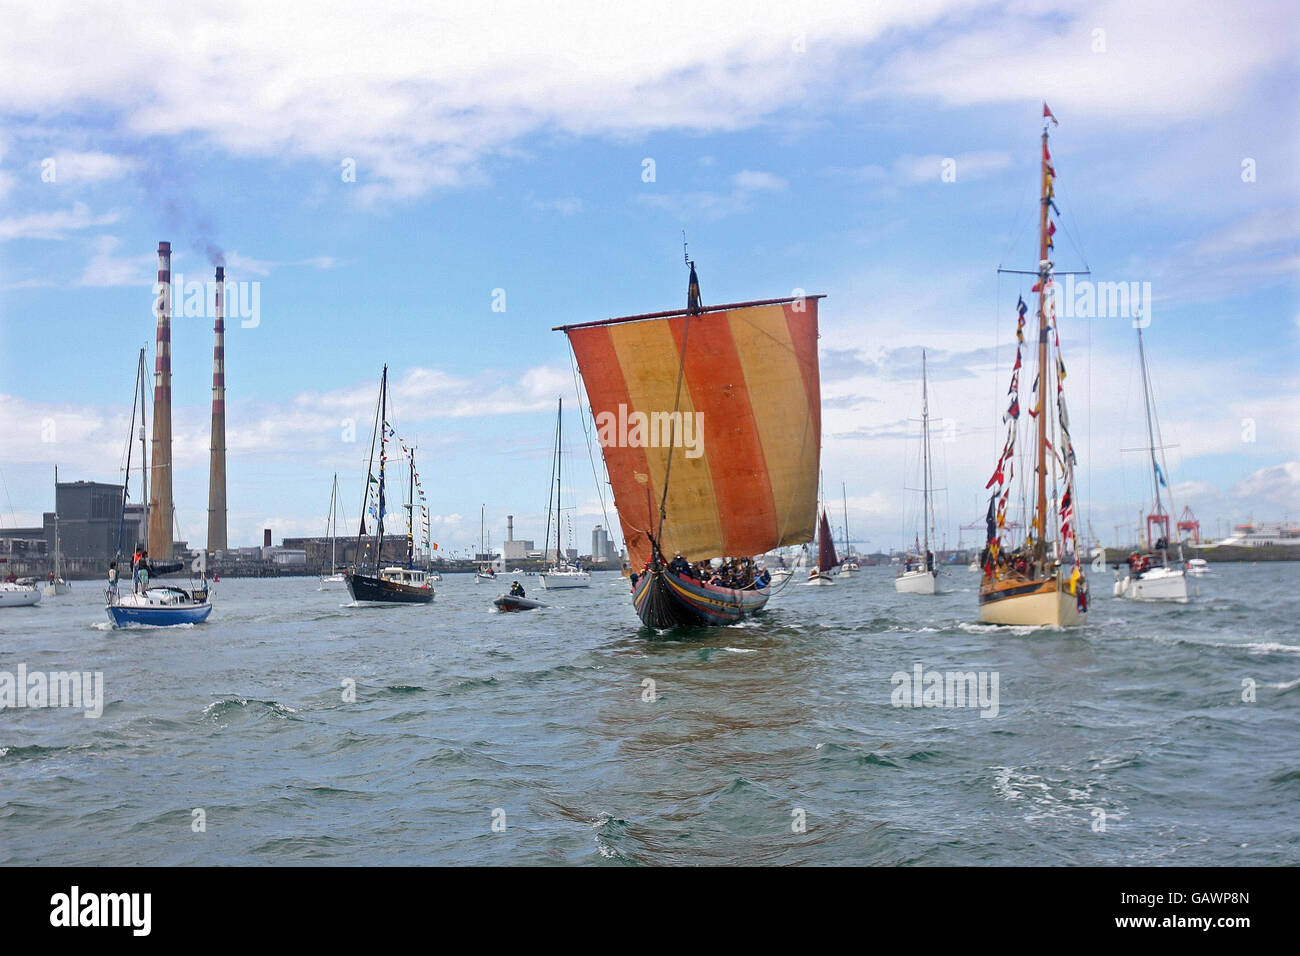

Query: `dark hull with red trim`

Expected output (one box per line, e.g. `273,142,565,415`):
632,565,769,629
345,571,434,605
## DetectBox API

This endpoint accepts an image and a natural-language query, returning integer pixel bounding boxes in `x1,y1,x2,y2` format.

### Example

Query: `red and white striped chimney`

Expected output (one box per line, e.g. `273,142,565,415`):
206,265,228,553
147,241,174,559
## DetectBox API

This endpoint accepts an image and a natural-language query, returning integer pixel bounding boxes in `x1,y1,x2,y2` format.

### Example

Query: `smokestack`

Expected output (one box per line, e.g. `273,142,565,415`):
264,529,272,548
507,515,514,542
207,265,228,554
147,241,174,560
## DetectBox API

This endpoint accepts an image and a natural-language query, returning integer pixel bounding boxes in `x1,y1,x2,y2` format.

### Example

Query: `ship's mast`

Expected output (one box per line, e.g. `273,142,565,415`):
329,473,338,574
1034,127,1052,572
921,350,932,557
406,448,415,570
375,366,388,568
1136,325,1172,564
355,367,384,573
138,347,149,545
841,481,850,557
556,398,565,567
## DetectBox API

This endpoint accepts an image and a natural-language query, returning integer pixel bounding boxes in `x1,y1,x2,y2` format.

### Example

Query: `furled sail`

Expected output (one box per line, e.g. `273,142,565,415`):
560,296,823,569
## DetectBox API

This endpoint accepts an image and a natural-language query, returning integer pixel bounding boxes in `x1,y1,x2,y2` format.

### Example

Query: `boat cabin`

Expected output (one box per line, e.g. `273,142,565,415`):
379,567,429,588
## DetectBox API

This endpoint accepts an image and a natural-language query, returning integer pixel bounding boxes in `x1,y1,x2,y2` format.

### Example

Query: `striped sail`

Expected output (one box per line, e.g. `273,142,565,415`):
561,296,823,569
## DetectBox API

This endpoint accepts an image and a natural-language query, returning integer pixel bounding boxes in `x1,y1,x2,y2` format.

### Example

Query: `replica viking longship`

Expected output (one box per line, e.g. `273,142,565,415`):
978,105,1089,626
558,263,824,629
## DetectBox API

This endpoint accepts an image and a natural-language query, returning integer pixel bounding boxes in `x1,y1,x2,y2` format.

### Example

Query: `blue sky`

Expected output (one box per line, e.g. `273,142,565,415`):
1,0,1297,554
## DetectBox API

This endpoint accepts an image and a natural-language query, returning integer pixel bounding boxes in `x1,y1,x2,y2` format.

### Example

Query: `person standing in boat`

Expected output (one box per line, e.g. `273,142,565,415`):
135,549,150,593
669,551,691,577
107,561,119,598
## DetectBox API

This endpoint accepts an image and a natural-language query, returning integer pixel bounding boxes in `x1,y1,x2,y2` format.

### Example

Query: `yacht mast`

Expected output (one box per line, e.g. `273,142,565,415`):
1033,127,1052,572
921,350,932,557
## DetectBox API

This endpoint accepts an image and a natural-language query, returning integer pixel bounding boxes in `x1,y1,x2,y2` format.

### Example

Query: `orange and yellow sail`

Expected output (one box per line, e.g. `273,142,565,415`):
560,296,823,569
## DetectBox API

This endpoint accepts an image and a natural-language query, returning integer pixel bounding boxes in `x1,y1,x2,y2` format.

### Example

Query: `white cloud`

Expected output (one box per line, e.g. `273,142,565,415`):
871,0,1295,124
0,203,117,241
732,170,787,191
45,150,139,183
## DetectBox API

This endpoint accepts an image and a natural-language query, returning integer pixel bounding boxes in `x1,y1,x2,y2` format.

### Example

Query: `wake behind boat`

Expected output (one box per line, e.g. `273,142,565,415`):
559,259,823,629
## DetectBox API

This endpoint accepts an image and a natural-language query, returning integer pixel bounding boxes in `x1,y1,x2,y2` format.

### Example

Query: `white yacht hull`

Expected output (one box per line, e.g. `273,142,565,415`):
42,579,72,597
539,570,591,589
1114,567,1189,602
800,573,836,586
0,584,42,607
895,569,940,594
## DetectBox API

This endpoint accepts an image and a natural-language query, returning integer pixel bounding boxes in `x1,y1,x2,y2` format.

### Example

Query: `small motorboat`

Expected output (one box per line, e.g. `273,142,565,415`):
106,585,212,627
0,581,42,608
1186,558,1211,576
493,593,547,612
318,572,346,590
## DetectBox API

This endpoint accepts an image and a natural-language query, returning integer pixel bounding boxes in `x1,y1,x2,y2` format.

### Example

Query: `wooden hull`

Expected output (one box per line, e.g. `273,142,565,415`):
978,576,1087,626
346,571,434,605
632,566,768,629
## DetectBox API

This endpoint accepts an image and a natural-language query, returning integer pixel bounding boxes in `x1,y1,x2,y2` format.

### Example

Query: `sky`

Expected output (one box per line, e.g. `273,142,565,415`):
0,0,1297,556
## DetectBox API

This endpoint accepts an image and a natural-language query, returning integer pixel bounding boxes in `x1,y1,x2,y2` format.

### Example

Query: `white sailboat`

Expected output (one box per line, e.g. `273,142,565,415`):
318,473,346,588
474,504,498,583
0,580,42,607
896,351,941,595
539,398,590,590
836,483,859,577
1114,324,1189,602
42,466,72,596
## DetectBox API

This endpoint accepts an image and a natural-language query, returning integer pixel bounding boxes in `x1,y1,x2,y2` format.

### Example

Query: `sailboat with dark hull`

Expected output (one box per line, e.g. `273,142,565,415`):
345,366,435,606
978,106,1088,626
558,261,823,629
